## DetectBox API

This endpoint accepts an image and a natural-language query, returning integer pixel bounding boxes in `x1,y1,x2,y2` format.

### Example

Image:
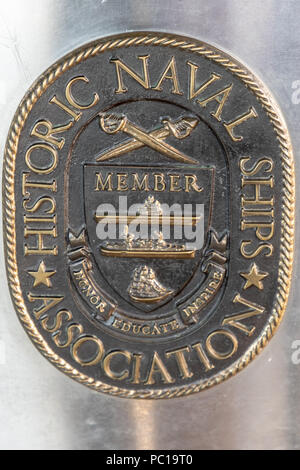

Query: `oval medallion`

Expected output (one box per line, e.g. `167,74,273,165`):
3,32,294,398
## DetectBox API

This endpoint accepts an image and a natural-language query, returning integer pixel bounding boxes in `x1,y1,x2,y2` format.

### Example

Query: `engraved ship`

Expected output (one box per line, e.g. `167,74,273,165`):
128,265,173,303
100,229,195,258
95,195,200,226
100,197,196,259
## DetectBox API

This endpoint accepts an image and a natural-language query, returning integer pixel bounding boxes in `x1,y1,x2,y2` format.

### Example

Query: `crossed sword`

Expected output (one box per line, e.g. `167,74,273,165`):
97,113,199,164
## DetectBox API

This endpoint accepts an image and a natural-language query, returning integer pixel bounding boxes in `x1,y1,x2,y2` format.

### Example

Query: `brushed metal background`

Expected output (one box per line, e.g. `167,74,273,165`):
0,0,299,450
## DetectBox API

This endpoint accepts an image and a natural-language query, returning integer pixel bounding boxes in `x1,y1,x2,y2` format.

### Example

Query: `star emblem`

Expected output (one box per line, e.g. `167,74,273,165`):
240,263,269,290
28,261,56,288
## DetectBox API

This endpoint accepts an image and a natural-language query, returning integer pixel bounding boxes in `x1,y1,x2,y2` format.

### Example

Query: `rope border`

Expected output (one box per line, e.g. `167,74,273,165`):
3,32,295,399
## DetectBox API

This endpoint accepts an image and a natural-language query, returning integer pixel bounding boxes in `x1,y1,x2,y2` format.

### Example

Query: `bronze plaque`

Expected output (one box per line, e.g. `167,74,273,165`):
3,32,294,398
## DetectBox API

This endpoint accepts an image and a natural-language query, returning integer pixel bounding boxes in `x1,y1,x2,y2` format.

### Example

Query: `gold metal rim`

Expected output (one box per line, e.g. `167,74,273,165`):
3,31,295,399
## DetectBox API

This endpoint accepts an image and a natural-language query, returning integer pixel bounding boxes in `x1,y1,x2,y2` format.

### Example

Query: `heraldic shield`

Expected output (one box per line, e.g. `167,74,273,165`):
66,101,229,324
